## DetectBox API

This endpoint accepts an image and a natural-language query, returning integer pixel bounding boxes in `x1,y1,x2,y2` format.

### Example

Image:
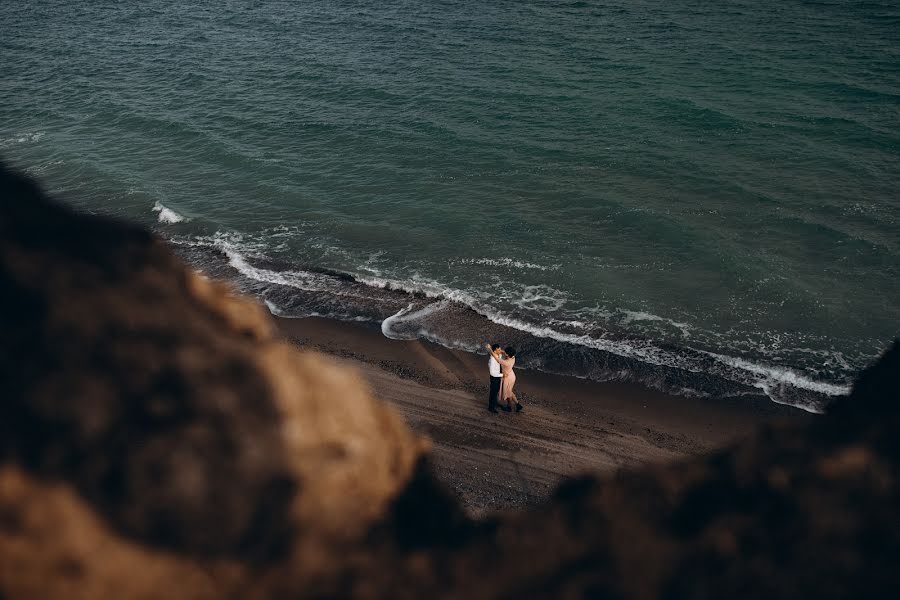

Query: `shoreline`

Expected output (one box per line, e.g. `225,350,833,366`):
275,315,811,513
165,236,855,414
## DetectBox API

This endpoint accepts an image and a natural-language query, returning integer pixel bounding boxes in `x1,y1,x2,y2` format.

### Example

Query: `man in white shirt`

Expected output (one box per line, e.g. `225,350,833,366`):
488,343,503,413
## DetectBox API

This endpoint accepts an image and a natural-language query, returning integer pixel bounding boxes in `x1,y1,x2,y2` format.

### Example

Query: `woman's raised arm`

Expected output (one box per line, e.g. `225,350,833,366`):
484,343,503,361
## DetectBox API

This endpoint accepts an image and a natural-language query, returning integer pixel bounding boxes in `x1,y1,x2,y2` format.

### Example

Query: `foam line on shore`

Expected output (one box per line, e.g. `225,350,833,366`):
169,231,853,413
382,301,450,340
354,270,851,403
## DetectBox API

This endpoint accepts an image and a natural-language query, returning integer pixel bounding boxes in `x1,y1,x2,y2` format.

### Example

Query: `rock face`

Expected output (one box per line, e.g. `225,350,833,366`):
0,163,428,596
1,162,898,599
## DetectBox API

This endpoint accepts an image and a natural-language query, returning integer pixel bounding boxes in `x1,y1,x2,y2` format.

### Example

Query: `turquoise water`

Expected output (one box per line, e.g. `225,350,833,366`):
2,0,898,410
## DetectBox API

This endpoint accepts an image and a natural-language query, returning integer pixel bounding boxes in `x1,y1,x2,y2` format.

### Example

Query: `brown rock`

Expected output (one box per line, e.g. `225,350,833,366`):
0,163,424,578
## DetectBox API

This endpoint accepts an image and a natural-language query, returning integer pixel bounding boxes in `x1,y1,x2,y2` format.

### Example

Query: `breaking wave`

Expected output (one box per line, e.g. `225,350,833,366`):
152,201,188,224
165,229,856,413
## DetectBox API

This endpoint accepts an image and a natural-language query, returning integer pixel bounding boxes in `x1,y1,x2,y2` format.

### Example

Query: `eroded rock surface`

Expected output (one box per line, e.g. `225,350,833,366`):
1,163,898,599
0,164,427,596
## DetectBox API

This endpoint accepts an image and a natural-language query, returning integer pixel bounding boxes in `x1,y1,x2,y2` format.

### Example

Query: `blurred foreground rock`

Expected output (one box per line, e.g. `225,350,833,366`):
1,163,898,599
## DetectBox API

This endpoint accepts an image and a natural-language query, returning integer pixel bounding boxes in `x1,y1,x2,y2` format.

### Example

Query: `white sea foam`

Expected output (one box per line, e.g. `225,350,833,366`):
381,301,450,340
358,273,571,319
25,159,65,175
620,309,692,337
264,299,287,316
703,352,851,398
219,238,333,293
621,310,665,323
264,299,375,323
515,284,568,312
354,273,687,368
152,201,187,224
183,231,387,302
307,312,374,323
380,302,480,351
170,230,848,413
454,257,560,271
0,131,45,147
356,273,484,307
485,311,845,412
354,272,842,412
487,311,678,366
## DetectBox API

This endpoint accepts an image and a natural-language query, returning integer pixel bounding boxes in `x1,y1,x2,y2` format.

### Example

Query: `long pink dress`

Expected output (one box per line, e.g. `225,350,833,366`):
499,355,517,402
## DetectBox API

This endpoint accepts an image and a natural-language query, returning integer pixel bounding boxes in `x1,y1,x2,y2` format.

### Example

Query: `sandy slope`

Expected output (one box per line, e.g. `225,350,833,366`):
357,361,681,513
277,316,807,514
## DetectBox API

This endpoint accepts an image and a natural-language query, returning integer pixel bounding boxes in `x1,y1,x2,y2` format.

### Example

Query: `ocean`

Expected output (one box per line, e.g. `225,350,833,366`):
2,0,898,412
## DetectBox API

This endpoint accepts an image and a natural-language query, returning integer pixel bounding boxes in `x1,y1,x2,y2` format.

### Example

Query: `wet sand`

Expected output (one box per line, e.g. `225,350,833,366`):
275,315,810,515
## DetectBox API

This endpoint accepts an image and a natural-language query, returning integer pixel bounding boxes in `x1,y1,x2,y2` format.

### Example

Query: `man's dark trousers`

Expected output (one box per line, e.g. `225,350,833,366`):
489,375,502,410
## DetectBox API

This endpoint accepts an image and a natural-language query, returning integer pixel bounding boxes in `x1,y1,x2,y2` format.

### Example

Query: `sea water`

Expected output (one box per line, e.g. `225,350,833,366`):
2,0,898,411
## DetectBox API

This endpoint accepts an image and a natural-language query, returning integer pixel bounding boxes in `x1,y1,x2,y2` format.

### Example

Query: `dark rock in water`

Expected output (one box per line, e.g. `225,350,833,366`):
1,160,898,598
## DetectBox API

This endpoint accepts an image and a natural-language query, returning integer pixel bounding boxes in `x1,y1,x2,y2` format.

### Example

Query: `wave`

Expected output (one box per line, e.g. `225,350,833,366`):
382,301,451,340
620,310,693,338
702,352,850,399
166,229,854,413
193,232,386,301
152,201,188,224
469,310,849,410
265,299,376,323
452,257,561,271
0,131,45,147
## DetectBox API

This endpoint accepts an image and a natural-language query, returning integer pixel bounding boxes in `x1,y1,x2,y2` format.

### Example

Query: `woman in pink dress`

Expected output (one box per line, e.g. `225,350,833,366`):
485,344,523,412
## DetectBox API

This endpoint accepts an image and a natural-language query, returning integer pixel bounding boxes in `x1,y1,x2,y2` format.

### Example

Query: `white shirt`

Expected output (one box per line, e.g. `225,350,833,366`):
489,355,502,378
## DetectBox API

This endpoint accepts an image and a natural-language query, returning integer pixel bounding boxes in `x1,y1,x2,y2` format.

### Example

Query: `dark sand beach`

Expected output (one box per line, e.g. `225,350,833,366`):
276,316,810,515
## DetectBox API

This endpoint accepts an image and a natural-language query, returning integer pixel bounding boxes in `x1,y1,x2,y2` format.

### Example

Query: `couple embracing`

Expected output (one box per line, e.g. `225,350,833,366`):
485,343,523,413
